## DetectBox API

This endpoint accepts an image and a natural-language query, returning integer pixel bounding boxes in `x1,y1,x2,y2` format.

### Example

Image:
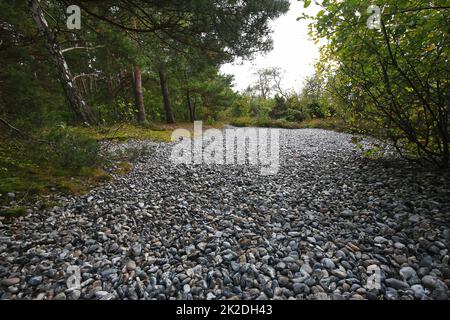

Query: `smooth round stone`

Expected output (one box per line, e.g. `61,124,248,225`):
420,256,433,268
394,242,405,249
28,276,43,286
53,292,67,300
69,290,81,300
410,284,425,299
126,260,137,271
1,277,20,287
400,266,417,281
292,283,306,294
385,278,409,290
321,258,335,269
300,264,312,275
421,275,439,289
278,276,290,286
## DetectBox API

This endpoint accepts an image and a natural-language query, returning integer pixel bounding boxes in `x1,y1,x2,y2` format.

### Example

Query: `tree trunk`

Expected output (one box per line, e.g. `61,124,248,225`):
133,65,147,125
158,69,174,124
29,0,96,124
186,89,195,122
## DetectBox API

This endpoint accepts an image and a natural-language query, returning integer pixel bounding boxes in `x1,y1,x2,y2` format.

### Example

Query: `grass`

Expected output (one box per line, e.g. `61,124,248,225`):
70,123,173,142
229,117,350,132
71,122,226,143
0,153,112,203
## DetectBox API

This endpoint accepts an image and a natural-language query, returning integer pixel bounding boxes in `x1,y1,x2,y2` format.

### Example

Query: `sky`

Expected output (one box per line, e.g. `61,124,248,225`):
220,0,321,93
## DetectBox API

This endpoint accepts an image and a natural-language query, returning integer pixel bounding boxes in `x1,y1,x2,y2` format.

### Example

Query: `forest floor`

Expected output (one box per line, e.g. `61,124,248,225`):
0,127,449,300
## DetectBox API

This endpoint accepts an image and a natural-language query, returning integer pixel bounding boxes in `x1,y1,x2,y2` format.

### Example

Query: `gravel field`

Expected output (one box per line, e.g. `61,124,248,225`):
1,128,449,300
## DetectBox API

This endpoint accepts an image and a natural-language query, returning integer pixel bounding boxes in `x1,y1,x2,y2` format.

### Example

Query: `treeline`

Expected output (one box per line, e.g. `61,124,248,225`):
0,0,289,128
228,68,333,122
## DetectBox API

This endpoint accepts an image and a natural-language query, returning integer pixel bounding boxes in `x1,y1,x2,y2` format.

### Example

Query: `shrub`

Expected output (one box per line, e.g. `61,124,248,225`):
36,124,102,170
285,108,308,122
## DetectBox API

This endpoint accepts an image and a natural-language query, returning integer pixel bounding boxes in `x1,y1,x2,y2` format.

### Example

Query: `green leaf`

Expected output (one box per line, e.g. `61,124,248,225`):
304,0,311,8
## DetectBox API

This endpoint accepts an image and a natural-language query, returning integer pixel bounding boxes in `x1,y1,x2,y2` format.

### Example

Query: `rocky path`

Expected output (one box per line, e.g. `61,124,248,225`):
1,128,449,300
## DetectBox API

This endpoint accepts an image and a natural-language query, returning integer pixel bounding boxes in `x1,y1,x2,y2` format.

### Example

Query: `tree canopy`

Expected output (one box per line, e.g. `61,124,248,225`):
300,0,449,168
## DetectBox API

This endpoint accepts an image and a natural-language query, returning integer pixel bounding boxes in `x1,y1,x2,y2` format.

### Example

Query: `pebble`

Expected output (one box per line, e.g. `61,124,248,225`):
28,276,43,286
53,292,66,300
410,284,425,299
131,243,142,257
399,266,417,281
301,264,312,275
321,258,335,269
374,236,388,244
421,275,439,290
1,277,20,287
385,278,410,290
331,268,347,279
126,260,137,271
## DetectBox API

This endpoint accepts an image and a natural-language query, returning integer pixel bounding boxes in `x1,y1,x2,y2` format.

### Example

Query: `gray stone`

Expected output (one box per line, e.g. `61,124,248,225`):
301,264,312,275
0,130,447,301
197,242,207,251
1,277,20,287
293,283,306,294
419,255,433,268
126,260,137,271
68,290,81,300
374,236,388,244
54,292,67,300
206,292,216,300
399,266,417,281
28,276,43,286
421,275,439,290
131,243,142,256
331,269,347,279
410,284,425,299
341,210,353,217
321,258,335,269
385,278,410,290
100,268,118,277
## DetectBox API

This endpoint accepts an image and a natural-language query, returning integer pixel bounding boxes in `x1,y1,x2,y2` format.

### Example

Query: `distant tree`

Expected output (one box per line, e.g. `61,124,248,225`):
252,67,287,100
300,75,326,118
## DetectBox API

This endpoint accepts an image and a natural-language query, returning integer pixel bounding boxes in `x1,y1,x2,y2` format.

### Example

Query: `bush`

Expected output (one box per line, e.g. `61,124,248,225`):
36,124,102,170
285,108,308,122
